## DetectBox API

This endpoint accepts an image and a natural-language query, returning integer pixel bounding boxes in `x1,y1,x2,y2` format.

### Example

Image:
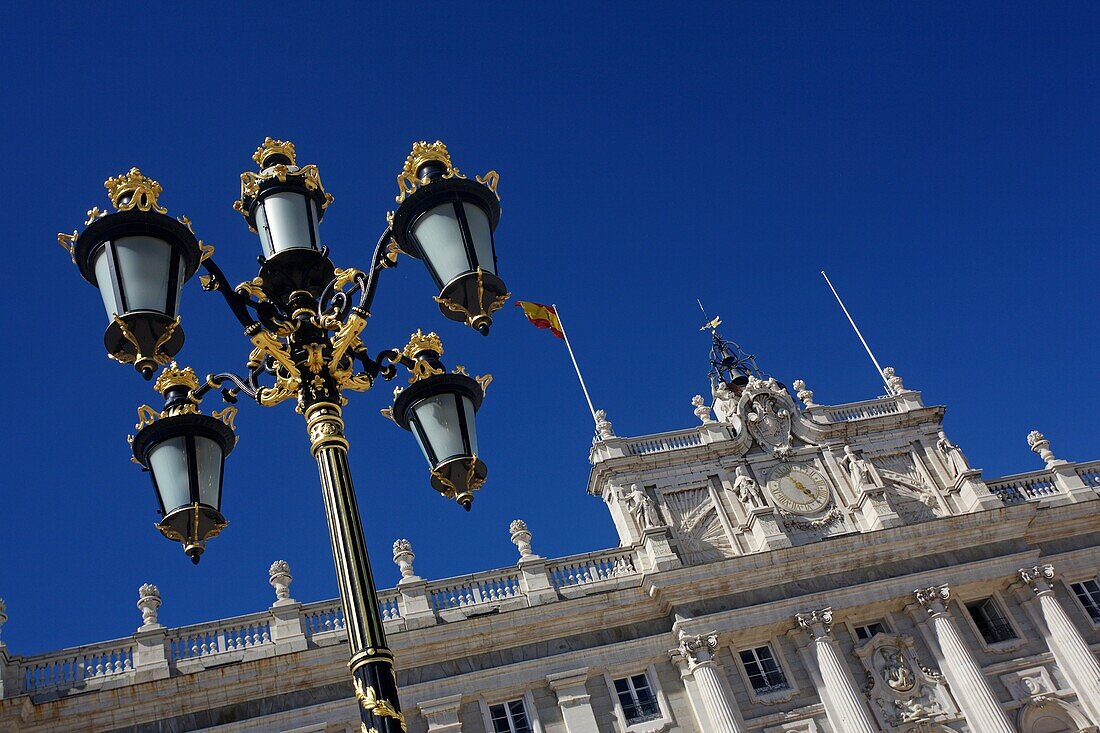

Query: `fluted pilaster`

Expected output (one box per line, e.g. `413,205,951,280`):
915,585,1016,733
795,608,879,733
1019,565,1100,725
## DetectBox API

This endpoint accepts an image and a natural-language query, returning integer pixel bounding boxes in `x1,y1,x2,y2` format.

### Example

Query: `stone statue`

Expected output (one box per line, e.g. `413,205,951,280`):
731,465,765,508
879,647,916,692
594,409,615,439
842,446,875,490
936,430,969,478
625,483,662,530
792,379,815,407
711,382,737,423
691,394,714,424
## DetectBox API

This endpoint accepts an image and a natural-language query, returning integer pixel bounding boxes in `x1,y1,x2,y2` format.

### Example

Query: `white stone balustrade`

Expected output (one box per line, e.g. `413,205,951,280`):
546,548,637,592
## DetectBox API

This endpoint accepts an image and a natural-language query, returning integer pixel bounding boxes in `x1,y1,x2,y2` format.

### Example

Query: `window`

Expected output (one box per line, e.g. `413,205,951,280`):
1071,579,1100,623
488,699,532,733
613,673,661,725
738,644,790,694
965,598,1017,644
854,621,887,641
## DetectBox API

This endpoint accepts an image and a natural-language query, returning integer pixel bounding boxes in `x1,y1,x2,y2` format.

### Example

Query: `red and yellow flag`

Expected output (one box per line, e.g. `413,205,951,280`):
515,301,564,339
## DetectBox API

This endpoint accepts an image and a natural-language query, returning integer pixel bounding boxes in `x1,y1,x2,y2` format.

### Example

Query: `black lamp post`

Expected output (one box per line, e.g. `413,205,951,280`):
58,138,510,733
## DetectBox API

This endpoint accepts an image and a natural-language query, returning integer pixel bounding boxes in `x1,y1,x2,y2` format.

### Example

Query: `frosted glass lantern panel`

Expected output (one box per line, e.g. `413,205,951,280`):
93,237,182,322
193,436,224,508
412,203,469,286
461,394,479,456
256,192,318,256
462,202,495,274
411,394,467,465
148,436,191,513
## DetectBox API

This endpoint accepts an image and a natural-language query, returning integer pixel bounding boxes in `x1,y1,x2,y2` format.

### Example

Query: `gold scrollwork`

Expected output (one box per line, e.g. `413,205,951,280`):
379,407,395,423
105,168,168,214
409,359,444,383
111,316,180,368
136,405,162,430
177,215,195,233
304,343,325,375
383,239,402,266
257,376,300,408
235,277,267,302
431,456,486,501
248,330,300,380
353,678,406,731
332,267,364,292
211,406,238,430
330,312,367,366
452,365,468,376
198,241,215,263
475,170,501,200
402,329,443,360
253,137,296,167
395,140,467,203
475,374,493,394
85,207,108,226
58,230,78,263
434,268,511,326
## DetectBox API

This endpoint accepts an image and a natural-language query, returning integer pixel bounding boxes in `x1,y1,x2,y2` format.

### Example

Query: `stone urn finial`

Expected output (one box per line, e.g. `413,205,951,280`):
269,560,294,603
594,409,615,439
137,583,161,628
882,366,910,395
691,395,714,424
1027,430,1058,466
792,379,815,407
392,539,416,578
0,597,7,642
510,519,534,558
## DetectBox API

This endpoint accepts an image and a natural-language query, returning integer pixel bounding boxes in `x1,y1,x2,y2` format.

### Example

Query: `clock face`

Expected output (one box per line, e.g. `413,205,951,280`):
766,463,831,515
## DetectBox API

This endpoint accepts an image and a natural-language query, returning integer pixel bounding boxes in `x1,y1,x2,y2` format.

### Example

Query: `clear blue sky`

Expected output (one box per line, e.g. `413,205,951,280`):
2,3,1097,655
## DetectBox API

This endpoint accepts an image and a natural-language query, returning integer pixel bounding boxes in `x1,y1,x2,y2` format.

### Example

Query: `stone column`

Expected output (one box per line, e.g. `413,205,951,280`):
672,632,748,733
133,584,170,682
915,585,1016,733
547,668,601,733
417,694,463,732
267,561,308,653
794,608,879,733
1018,565,1100,724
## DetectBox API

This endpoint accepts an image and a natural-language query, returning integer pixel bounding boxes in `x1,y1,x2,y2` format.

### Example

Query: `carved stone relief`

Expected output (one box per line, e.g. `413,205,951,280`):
855,634,957,732
739,377,795,458
661,486,736,564
871,452,944,522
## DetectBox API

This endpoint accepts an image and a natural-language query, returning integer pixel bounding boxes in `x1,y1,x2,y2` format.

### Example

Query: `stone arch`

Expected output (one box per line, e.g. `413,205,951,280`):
1016,698,1093,733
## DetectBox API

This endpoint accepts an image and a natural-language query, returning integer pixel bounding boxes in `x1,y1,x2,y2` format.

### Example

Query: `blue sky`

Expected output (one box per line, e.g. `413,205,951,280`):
2,3,1097,655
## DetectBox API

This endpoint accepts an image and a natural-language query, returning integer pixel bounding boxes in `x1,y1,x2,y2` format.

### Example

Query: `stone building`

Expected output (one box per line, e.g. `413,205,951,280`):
1,359,1099,733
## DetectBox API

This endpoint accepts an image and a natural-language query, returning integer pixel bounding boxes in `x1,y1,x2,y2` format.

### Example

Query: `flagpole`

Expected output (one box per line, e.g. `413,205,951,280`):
552,304,599,424
821,271,894,394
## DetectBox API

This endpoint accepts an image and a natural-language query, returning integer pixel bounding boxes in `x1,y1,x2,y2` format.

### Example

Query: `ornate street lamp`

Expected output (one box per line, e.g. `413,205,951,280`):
389,141,508,335
59,138,509,733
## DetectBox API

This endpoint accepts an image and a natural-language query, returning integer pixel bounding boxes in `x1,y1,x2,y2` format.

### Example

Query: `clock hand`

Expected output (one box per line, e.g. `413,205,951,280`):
793,479,814,498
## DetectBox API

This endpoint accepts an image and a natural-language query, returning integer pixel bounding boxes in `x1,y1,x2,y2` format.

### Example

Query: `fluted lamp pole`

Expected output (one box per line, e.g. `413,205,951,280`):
59,138,510,732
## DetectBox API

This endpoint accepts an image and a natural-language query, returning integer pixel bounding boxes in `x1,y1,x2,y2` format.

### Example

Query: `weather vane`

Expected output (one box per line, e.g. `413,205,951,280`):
697,300,764,390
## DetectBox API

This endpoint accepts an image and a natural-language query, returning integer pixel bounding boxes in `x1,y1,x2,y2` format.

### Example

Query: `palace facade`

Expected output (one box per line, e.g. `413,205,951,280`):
2,364,1098,733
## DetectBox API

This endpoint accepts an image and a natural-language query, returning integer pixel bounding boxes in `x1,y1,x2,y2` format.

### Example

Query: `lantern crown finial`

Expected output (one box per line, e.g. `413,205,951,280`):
403,329,444,361
252,137,297,168
402,140,454,181
153,362,200,396
104,167,168,214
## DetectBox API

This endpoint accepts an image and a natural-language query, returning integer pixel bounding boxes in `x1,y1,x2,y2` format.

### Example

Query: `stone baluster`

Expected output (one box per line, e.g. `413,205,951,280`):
794,608,879,733
547,668,601,733
1018,565,1100,724
267,561,307,653
393,539,436,629
671,632,747,733
914,585,1016,733
510,520,557,606
1028,431,1097,503
133,584,170,682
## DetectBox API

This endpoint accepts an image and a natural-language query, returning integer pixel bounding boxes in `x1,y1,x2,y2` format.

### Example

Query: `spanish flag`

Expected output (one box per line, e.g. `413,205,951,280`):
515,301,564,339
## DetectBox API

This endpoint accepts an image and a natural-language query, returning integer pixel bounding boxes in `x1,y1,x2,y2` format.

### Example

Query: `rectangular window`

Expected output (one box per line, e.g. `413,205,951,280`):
965,598,1017,644
613,673,661,724
1071,580,1100,623
738,644,790,694
854,621,888,641
488,699,533,733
